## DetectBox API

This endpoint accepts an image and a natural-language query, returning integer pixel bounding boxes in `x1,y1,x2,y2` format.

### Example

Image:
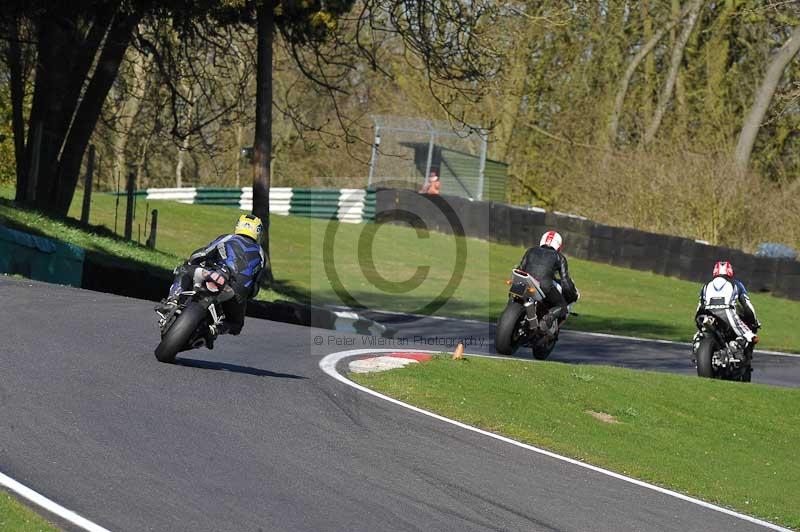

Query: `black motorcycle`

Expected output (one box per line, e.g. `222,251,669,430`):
154,268,228,364
692,313,753,382
495,268,562,359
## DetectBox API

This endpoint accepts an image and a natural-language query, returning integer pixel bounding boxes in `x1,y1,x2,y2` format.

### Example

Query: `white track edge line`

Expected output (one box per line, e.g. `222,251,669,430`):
326,305,799,358
319,348,791,532
565,329,797,358
0,471,111,532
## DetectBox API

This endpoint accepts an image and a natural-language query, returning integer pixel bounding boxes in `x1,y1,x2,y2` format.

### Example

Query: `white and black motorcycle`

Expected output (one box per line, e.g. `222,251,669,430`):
495,269,567,359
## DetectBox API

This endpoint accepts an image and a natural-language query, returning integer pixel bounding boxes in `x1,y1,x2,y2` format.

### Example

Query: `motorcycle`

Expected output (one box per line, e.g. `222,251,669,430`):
692,313,753,382
495,269,563,359
153,268,229,364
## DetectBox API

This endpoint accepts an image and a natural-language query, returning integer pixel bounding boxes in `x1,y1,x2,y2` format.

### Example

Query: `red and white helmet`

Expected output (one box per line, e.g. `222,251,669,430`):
540,231,563,252
713,261,734,278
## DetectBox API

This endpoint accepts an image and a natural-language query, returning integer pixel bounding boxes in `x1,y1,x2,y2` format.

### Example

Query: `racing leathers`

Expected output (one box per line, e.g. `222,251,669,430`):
695,275,760,349
518,245,579,323
167,234,265,336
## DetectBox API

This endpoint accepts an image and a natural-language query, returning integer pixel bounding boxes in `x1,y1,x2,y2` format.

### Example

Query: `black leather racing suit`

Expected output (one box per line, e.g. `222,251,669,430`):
518,245,578,320
169,234,265,334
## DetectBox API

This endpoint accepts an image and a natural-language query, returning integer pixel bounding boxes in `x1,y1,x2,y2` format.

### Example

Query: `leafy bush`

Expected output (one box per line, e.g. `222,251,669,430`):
521,141,800,252
0,90,16,186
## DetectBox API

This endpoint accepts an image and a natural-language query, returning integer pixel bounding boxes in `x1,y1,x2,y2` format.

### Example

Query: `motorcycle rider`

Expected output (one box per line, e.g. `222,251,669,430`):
156,214,266,348
517,231,579,335
694,261,761,357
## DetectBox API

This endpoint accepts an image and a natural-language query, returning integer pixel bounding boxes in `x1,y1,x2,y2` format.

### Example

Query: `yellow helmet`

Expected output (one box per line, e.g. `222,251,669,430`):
234,214,264,242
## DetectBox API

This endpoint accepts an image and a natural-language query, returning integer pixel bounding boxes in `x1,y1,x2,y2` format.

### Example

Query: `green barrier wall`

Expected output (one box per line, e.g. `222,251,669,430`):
113,188,377,222
0,225,85,286
288,189,341,219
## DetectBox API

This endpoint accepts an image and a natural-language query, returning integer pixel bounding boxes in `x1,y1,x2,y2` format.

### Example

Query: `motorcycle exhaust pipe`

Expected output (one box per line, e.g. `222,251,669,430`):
524,301,538,329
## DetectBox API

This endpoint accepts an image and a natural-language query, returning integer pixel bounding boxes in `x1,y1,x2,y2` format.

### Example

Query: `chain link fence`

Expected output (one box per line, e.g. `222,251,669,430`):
366,115,489,200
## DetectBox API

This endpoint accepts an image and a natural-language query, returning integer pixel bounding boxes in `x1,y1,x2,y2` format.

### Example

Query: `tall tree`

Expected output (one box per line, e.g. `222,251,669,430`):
1,0,500,281
3,15,27,187
607,2,694,146
734,24,800,169
643,0,703,145
246,0,500,282
252,1,274,279
1,1,258,215
109,45,153,187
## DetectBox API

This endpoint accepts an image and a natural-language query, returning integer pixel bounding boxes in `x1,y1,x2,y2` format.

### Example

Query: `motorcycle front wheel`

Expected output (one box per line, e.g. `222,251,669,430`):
154,302,208,363
495,302,526,356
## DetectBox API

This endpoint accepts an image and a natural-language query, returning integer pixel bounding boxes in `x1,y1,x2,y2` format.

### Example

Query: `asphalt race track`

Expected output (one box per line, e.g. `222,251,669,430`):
359,309,800,388
2,278,797,531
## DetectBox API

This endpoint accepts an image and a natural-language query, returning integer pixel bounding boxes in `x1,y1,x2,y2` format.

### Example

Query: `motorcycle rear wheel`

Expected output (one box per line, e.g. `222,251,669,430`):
154,302,207,363
495,302,526,356
695,336,717,379
531,335,556,360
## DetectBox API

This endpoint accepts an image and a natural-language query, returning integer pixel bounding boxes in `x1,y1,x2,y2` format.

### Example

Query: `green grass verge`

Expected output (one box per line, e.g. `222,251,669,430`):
0,187,288,301
1,184,798,351
351,357,800,529
0,491,57,532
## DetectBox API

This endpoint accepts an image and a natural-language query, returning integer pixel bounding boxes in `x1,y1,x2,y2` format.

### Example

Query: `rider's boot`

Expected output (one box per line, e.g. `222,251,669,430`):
691,331,703,365
539,310,560,336
155,298,178,315
155,281,182,315
205,322,232,350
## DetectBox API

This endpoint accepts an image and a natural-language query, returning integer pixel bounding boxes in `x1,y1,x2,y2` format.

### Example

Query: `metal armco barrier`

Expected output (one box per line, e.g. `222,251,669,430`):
374,189,800,301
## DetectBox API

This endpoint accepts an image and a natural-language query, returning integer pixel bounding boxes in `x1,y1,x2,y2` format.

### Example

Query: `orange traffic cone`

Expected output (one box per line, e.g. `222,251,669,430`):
452,342,464,360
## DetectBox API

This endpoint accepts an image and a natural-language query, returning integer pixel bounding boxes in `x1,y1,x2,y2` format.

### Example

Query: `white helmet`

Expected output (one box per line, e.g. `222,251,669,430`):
540,230,563,252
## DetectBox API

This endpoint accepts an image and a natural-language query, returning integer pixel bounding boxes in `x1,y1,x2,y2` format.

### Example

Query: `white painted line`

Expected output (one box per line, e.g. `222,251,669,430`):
0,471,111,532
565,329,800,358
325,306,800,358
319,348,792,532
327,305,488,325
753,348,800,357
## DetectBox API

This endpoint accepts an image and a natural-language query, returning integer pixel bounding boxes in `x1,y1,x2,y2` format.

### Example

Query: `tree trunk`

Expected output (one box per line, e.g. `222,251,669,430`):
175,135,190,188
53,12,141,215
55,4,116,146
253,1,274,283
15,5,137,215
642,0,655,118
643,0,703,145
136,132,152,188
25,15,69,209
734,24,800,169
6,17,27,201
174,78,197,188
607,3,693,146
234,123,243,188
113,47,151,192
28,7,116,211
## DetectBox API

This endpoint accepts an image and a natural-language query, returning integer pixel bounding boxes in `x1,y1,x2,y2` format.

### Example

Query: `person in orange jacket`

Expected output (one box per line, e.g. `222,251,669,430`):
419,171,441,195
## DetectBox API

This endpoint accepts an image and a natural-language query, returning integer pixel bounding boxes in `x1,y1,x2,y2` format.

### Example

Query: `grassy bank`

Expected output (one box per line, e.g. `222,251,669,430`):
0,491,57,532
1,185,798,351
352,356,800,529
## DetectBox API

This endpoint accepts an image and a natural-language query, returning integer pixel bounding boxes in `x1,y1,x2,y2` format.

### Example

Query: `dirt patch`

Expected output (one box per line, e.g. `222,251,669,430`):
585,410,620,424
